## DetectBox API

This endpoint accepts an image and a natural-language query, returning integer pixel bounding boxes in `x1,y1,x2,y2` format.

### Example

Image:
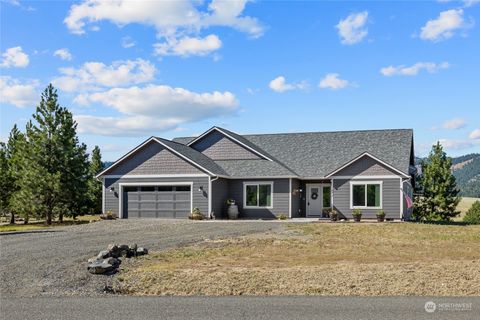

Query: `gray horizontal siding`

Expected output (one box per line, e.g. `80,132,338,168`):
211,178,229,219
191,130,261,160
228,179,289,219
106,141,204,176
104,176,209,218
332,178,401,219
291,178,301,218
334,155,399,177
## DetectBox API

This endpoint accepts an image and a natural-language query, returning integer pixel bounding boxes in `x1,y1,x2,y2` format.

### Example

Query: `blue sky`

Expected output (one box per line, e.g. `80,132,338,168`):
1,0,479,161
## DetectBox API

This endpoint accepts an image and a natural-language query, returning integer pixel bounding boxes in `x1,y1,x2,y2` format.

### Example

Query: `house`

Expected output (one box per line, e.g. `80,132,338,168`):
97,127,415,220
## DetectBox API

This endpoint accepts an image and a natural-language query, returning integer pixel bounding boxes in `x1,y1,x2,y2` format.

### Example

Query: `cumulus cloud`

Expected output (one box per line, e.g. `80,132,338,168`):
469,129,480,139
54,48,73,61
442,118,466,130
154,35,222,57
436,138,480,150
64,0,263,56
420,9,472,41
74,84,239,136
0,76,38,108
52,59,156,92
1,46,29,68
121,36,135,48
318,73,350,90
268,76,307,93
380,62,449,76
336,11,369,45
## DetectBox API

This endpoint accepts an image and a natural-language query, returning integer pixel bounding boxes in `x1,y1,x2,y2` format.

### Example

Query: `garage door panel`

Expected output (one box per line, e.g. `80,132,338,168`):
124,184,192,219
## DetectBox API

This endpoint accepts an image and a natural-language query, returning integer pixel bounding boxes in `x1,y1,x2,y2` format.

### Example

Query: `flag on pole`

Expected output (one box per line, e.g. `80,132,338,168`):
402,190,413,209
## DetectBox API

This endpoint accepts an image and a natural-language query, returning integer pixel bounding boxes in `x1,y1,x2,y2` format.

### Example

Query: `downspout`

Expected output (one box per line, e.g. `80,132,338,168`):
209,176,219,219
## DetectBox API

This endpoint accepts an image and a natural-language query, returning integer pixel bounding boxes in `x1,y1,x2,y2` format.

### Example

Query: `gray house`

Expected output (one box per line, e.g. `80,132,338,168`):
97,127,415,220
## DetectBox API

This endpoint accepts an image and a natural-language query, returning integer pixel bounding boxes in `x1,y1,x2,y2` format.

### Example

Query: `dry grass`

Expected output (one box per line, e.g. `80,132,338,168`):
0,215,101,232
115,223,480,296
456,197,480,220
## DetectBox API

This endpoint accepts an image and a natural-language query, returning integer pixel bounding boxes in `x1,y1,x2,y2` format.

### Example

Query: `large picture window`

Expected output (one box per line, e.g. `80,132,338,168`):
350,181,382,209
244,182,273,208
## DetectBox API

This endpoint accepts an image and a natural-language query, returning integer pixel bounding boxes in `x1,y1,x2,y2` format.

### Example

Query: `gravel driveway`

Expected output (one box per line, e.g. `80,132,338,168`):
0,220,280,298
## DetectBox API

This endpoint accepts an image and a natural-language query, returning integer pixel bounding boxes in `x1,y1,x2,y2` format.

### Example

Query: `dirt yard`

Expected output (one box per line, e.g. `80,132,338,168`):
114,222,480,296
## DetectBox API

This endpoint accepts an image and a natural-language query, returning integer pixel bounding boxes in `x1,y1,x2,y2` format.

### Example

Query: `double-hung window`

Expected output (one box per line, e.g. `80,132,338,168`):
350,181,382,209
244,182,273,209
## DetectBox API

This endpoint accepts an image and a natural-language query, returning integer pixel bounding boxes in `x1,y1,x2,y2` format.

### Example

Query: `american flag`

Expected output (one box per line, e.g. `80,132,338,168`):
402,190,413,209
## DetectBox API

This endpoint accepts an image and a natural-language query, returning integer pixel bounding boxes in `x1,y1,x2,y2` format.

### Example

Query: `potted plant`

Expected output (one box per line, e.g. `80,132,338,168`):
352,209,362,222
376,210,386,222
329,209,338,222
226,199,239,219
188,207,204,220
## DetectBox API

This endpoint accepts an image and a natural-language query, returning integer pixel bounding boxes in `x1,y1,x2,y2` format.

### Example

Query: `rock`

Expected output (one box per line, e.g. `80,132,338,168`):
107,243,118,252
103,257,121,267
136,247,148,256
87,257,101,263
87,262,114,274
97,250,110,259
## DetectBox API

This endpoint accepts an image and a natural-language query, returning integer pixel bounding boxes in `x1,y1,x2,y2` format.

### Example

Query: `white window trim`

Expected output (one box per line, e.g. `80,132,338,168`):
350,181,383,210
243,181,274,209
118,182,193,219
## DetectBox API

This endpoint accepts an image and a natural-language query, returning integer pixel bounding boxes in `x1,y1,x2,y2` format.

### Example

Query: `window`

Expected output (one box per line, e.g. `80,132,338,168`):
323,186,331,208
244,182,273,208
140,186,155,192
124,186,138,192
158,186,173,192
351,182,382,209
175,186,191,192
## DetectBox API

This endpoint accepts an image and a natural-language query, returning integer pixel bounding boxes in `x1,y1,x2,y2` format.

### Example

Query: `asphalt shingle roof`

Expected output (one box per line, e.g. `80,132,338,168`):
173,128,413,178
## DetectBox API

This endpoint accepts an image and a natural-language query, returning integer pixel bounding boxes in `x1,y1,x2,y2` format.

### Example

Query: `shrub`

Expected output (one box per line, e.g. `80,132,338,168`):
277,214,288,220
352,209,362,217
100,210,116,220
463,201,480,224
329,209,338,221
189,207,205,220
376,210,386,218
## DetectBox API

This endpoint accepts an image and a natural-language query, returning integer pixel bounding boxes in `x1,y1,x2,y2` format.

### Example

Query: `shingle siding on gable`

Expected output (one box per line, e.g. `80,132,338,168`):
333,155,399,177
106,141,204,176
191,130,261,160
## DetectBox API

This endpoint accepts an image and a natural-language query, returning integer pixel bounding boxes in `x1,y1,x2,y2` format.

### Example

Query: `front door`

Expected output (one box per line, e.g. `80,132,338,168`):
306,184,322,217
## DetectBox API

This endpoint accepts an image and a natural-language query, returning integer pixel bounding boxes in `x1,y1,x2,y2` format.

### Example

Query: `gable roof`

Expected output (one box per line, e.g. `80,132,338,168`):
96,136,228,178
174,128,413,178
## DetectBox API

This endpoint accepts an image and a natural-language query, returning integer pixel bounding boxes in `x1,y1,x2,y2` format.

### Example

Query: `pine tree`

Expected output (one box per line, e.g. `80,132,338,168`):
0,143,9,217
10,84,89,225
87,146,103,215
413,142,460,221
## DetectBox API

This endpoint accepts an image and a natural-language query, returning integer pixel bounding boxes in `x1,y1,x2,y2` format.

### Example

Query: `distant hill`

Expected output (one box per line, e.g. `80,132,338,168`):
415,153,480,198
103,161,114,169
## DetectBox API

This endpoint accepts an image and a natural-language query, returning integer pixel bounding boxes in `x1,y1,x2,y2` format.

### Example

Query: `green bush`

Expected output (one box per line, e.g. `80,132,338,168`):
277,214,288,220
463,201,480,224
352,209,362,217
376,210,386,218
189,207,205,220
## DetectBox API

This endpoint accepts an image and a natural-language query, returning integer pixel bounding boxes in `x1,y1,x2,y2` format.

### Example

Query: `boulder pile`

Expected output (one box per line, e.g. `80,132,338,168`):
87,243,148,274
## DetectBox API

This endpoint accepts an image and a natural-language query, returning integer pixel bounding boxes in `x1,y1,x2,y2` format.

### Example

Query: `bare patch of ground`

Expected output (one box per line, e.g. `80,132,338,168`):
114,223,480,296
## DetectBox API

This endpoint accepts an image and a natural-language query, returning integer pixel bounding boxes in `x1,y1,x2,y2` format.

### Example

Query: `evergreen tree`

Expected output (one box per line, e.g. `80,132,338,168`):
413,142,460,221
87,146,103,215
0,143,9,217
11,84,89,225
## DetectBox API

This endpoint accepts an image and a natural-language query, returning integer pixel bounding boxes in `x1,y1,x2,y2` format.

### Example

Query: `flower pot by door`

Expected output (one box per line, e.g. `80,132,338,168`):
227,204,239,219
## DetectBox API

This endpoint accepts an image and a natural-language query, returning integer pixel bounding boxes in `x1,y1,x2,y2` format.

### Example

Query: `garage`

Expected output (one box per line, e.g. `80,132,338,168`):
122,185,192,219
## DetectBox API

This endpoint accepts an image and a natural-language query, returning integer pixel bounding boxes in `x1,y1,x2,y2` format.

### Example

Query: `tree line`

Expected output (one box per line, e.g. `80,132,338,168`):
0,84,103,225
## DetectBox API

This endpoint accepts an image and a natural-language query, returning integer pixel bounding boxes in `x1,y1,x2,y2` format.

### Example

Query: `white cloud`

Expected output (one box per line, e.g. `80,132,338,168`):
318,73,350,90
154,34,222,57
54,48,73,61
52,59,156,92
268,76,307,93
1,46,29,68
469,129,480,139
74,84,239,136
336,11,369,45
436,138,479,150
64,0,263,56
0,76,38,108
420,9,472,41
121,36,135,48
380,62,449,76
442,118,466,130
463,0,480,7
